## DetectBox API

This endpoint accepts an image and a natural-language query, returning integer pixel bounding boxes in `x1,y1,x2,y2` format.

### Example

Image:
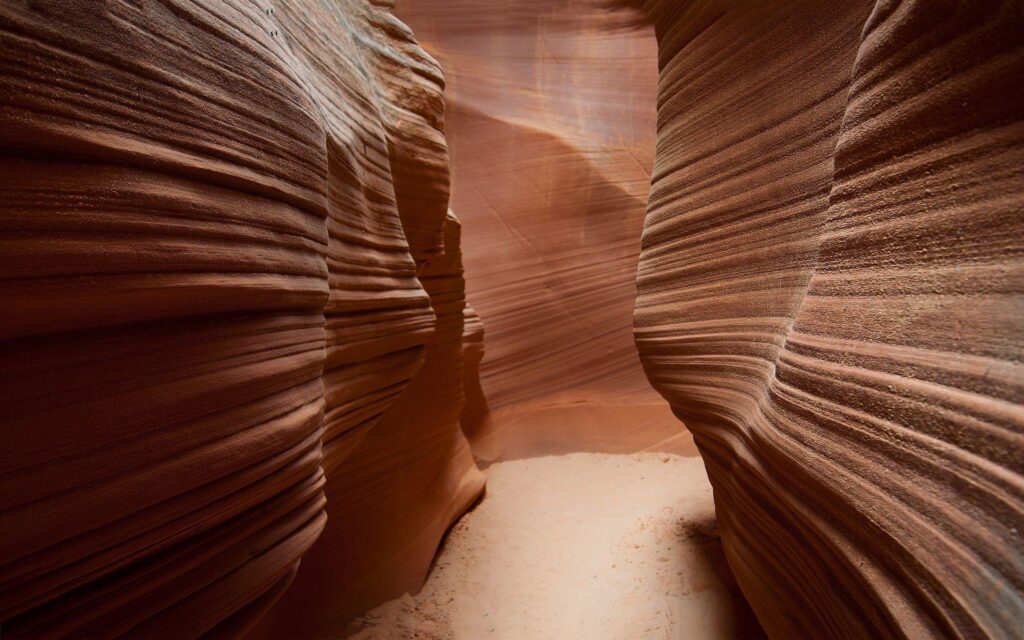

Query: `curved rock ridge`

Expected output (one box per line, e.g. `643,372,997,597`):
632,0,1024,638
0,0,481,636
397,0,696,461
251,208,486,637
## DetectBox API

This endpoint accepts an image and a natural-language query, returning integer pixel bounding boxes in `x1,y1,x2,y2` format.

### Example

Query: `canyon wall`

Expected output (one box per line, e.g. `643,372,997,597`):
0,0,481,637
396,0,695,462
4,0,1021,637
632,1,1024,638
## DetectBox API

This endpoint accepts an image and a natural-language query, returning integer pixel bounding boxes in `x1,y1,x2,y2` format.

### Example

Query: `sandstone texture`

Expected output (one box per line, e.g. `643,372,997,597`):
3,0,1023,638
632,1,1024,638
0,0,481,636
396,0,695,462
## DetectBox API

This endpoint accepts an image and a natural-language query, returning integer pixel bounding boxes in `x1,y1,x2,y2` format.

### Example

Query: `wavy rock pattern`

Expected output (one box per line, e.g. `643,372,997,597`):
5,0,1022,637
397,0,695,461
251,208,485,637
633,1,1024,638
0,0,481,636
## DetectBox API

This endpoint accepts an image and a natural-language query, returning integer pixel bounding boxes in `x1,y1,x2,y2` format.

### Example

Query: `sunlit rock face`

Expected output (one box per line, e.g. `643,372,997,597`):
396,0,695,461
0,0,481,637
3,0,1021,636
632,0,1024,638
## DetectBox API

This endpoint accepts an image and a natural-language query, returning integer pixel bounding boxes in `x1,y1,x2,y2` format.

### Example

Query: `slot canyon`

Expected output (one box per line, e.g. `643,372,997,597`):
0,0,1021,638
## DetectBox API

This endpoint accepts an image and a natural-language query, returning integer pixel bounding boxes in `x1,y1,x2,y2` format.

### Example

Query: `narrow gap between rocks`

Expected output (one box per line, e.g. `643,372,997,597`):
336,4,769,638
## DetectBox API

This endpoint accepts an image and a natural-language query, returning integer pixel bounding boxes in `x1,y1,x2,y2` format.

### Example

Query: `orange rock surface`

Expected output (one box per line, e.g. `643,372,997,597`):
396,0,694,462
1,0,481,636
2,0,1022,637
632,1,1024,638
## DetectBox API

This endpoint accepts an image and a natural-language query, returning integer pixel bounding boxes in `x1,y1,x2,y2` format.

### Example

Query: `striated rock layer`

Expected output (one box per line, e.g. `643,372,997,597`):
251,208,486,637
632,0,1024,638
396,0,694,461
0,0,481,637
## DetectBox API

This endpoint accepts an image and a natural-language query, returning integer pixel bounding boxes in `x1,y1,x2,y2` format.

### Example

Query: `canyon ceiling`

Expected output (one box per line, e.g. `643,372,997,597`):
0,0,1021,639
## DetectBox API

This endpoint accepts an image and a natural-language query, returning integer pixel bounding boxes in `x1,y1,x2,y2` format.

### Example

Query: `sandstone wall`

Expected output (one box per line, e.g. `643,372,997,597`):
0,0,481,636
4,0,1022,637
632,1,1024,638
397,0,694,461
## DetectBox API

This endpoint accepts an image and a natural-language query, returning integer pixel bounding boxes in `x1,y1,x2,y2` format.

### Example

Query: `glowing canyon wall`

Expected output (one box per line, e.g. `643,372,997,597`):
2,0,1022,638
0,0,481,636
396,0,695,462
632,1,1024,638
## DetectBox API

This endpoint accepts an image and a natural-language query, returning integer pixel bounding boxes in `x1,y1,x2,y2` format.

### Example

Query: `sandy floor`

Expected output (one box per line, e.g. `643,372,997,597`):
345,453,764,639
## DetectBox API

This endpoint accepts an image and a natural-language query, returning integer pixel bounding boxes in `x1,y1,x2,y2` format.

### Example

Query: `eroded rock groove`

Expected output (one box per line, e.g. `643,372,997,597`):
1,1,1021,639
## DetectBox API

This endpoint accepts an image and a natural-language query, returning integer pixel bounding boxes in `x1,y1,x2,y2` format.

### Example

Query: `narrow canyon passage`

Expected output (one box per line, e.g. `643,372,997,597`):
1,1,1021,639
347,453,763,640
315,3,762,635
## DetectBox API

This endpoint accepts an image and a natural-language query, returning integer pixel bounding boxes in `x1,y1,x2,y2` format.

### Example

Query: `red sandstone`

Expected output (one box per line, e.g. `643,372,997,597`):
1,1,1021,638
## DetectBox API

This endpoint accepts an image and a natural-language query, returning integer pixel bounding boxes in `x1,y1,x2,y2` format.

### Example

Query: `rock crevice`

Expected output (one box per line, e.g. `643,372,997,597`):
2,0,1022,638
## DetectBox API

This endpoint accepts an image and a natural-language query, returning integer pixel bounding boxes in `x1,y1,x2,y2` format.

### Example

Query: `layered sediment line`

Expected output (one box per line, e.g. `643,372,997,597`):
3,0,1022,637
252,208,486,637
397,0,693,461
0,0,482,636
632,1,1024,638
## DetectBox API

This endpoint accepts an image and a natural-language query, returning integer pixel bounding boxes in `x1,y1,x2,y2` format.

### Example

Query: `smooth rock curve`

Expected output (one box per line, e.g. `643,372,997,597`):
632,1,1024,638
0,0,482,636
397,0,694,461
